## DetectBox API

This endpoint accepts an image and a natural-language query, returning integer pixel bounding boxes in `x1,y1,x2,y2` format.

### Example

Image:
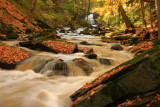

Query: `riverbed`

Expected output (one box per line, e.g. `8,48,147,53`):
0,31,133,107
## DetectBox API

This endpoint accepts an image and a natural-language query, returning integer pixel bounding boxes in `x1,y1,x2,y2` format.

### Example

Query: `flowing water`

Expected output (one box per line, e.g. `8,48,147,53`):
0,31,133,107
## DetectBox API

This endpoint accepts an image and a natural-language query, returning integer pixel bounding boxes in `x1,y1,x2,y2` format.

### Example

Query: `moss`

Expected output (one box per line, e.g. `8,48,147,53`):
0,21,19,39
35,19,51,29
71,44,160,107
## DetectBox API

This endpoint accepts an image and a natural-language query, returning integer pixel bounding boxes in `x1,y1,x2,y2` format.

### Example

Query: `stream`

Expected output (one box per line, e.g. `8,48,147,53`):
0,29,133,107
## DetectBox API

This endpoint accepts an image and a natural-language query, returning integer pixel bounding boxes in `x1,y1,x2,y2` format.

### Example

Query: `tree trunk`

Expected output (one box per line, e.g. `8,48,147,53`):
31,0,37,13
118,4,134,29
140,0,147,28
155,0,160,38
149,2,153,29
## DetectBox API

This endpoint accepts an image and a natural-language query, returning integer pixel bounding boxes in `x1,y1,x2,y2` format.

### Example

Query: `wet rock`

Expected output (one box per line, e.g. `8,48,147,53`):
28,30,58,42
39,61,56,76
80,41,88,45
0,62,16,70
0,45,33,69
78,47,93,54
17,55,54,72
59,29,66,33
85,54,97,59
19,42,37,50
53,60,69,76
40,59,69,76
73,58,94,75
36,42,59,53
98,58,111,65
111,44,123,50
80,30,91,35
19,42,59,53
70,46,160,107
33,59,50,73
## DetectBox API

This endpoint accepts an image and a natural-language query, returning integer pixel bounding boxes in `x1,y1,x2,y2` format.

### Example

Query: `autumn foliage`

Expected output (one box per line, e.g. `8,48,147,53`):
81,64,131,90
0,46,33,64
118,96,142,107
0,0,41,32
71,85,104,106
87,85,104,97
78,47,93,54
43,40,76,54
71,97,83,106
129,41,153,53
146,94,160,106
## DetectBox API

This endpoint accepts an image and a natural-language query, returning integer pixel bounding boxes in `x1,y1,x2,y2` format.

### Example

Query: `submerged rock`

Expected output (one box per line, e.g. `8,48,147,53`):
73,58,94,75
98,58,111,65
16,55,54,72
53,61,69,76
84,54,97,59
80,41,88,45
70,45,160,107
78,47,94,54
111,44,123,50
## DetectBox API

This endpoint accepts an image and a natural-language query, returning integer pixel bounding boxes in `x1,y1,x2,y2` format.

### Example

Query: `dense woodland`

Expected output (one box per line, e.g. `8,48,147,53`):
0,0,160,31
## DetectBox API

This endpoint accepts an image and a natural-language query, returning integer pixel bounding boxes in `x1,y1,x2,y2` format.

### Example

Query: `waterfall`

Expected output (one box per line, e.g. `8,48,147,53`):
85,14,98,27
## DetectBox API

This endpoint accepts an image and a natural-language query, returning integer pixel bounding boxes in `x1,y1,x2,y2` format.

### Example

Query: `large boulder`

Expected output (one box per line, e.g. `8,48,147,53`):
19,40,78,54
0,45,33,69
28,30,59,43
43,40,78,54
70,45,160,107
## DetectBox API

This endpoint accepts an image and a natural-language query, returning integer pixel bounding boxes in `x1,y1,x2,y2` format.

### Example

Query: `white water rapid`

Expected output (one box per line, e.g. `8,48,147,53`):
0,31,133,107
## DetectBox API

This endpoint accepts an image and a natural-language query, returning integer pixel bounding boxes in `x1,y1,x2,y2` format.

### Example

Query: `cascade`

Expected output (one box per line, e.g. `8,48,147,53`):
0,29,133,107
85,14,98,27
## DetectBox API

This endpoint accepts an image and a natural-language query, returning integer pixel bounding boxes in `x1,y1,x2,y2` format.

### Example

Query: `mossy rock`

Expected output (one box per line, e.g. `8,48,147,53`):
19,42,58,53
28,30,57,43
35,19,52,29
70,45,160,107
0,21,19,39
0,36,7,40
0,62,16,69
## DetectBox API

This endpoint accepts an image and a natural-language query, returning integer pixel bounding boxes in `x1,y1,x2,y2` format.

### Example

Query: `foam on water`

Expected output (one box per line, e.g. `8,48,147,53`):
0,31,134,107
0,70,97,107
